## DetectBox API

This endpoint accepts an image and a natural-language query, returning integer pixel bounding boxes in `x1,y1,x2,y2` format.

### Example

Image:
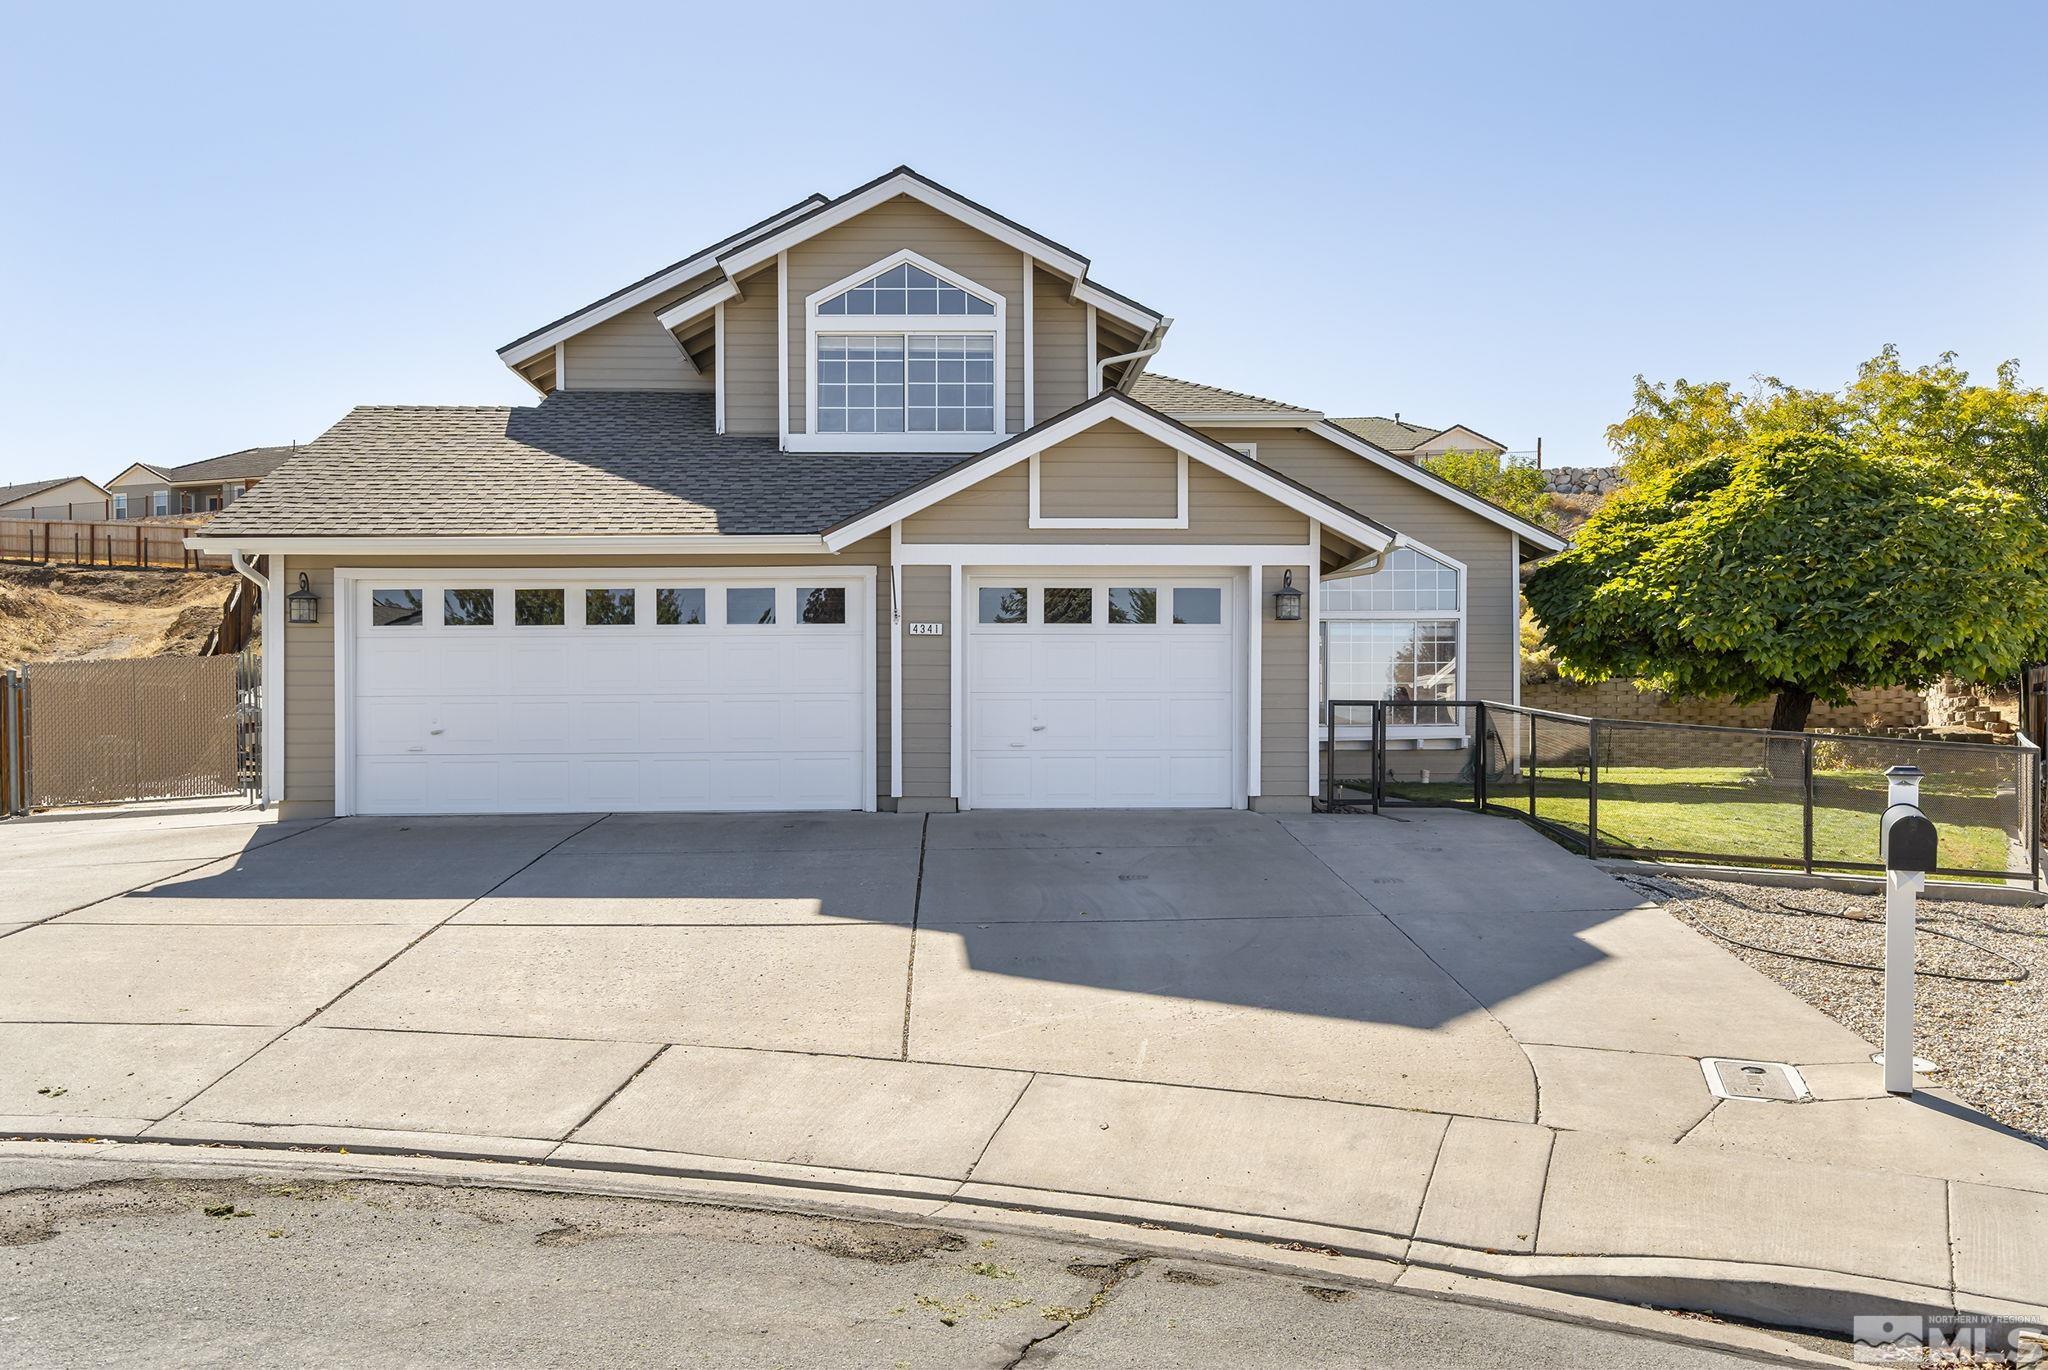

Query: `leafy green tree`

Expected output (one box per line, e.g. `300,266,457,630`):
1608,347,2048,513
1524,433,2048,734
1420,448,1558,529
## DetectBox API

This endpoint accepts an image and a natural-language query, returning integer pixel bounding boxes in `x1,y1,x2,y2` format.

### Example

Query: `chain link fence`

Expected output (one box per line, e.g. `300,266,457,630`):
23,655,246,809
1323,699,2042,888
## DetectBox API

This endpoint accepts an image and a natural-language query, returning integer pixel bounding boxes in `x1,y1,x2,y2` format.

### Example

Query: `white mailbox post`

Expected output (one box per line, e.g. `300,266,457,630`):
1878,764,1939,1096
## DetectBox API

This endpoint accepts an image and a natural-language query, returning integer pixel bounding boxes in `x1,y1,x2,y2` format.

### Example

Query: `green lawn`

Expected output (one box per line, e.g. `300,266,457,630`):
1359,763,2026,879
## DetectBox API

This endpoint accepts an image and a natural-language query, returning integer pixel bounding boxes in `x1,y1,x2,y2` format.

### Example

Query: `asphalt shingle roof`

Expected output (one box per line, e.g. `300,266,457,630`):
1126,374,1318,417
1329,416,1444,454
201,392,970,538
165,446,298,484
0,476,88,507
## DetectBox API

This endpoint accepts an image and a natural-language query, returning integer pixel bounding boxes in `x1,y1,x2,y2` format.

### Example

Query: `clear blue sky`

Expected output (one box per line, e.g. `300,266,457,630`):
3,1,2043,484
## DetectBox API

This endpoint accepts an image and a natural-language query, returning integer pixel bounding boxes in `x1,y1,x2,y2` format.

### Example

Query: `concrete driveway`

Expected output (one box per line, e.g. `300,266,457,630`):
3,800,2045,1330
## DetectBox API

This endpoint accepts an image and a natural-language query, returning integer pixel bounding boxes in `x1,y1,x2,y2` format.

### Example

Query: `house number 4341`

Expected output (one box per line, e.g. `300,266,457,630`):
908,622,945,636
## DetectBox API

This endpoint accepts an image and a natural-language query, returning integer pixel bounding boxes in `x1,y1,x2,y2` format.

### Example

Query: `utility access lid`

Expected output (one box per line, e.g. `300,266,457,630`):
1700,1058,1811,1103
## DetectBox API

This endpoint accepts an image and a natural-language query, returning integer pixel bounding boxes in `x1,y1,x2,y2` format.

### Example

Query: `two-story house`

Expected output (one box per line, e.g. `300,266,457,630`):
196,168,1563,820
108,445,296,520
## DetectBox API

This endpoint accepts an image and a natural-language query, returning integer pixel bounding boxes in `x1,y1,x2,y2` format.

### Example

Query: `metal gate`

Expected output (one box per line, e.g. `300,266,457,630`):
16,654,257,810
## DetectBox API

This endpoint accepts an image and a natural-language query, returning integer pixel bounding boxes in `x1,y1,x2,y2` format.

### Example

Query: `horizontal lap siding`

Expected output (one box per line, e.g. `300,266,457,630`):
1036,424,1178,520
900,566,952,800
786,198,1026,436
722,263,778,433
563,305,711,392
277,540,891,816
1202,426,1519,710
1033,267,1087,420
1260,564,1310,797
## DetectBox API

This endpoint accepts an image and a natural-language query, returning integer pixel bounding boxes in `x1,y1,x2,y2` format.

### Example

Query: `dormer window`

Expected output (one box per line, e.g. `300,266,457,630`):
803,250,1005,451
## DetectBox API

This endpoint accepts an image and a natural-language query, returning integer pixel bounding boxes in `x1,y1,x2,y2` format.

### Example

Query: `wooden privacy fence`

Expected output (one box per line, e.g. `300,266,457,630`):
0,518,228,571
19,655,245,809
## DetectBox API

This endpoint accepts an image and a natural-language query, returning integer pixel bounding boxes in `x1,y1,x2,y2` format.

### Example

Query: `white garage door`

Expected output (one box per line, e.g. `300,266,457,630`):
965,574,1240,809
345,572,870,815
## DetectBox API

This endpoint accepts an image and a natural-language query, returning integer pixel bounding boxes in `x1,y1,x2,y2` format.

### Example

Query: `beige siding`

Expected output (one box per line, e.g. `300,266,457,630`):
900,565,953,801
562,304,710,393
1201,426,1521,710
276,540,893,817
784,197,1027,436
721,263,779,433
1034,422,1178,520
1260,563,1310,798
1033,266,1087,420
0,478,109,520
903,460,1307,546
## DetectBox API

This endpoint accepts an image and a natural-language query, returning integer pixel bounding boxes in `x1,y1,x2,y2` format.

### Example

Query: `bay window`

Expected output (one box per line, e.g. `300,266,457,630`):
1320,546,1464,736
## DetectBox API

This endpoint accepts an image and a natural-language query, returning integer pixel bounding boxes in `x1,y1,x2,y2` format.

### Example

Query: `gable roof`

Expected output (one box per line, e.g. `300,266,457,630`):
1127,374,1321,420
822,390,1395,553
1330,416,1442,453
1310,421,1566,553
193,392,965,544
501,167,1165,370
0,475,108,507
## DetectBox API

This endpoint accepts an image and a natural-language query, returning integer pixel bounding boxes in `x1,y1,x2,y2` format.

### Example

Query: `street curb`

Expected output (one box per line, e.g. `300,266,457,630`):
0,1134,1847,1367
7,1124,2039,1349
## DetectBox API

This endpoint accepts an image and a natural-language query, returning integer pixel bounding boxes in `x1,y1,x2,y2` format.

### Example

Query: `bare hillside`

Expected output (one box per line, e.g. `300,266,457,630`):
0,564,236,671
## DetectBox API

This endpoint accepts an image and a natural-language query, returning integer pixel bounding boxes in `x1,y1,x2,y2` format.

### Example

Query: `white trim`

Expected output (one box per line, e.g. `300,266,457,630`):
713,302,726,434
890,522,903,800
108,462,170,488
111,493,128,519
1026,449,1188,530
191,534,828,556
652,277,742,334
152,489,170,517
330,564,878,818
1236,557,1253,790
948,561,963,801
800,249,1006,453
1020,252,1034,430
553,342,567,391
1225,442,1259,462
823,393,1395,554
1510,532,1522,708
1309,420,1568,552
1307,522,1320,798
1319,534,1470,743
265,553,286,804
1084,305,1098,398
895,542,1316,567
776,250,789,449
1068,279,1161,334
495,195,825,366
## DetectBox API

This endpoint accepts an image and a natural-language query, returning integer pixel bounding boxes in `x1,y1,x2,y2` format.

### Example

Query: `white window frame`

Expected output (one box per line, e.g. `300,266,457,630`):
797,249,1006,454
112,493,128,519
1318,538,1467,741
151,489,169,517
227,483,247,503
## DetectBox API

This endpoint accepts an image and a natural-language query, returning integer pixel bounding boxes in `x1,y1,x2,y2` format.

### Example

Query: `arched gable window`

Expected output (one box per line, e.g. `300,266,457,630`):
805,252,1006,446
1320,546,1464,733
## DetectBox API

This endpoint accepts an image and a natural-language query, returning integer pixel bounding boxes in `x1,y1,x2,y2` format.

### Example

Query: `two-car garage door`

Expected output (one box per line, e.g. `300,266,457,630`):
347,572,869,815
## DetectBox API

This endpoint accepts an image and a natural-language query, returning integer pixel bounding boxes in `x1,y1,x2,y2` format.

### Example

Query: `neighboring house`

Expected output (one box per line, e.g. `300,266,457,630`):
1329,416,1508,463
0,476,111,522
195,166,1564,820
108,445,296,520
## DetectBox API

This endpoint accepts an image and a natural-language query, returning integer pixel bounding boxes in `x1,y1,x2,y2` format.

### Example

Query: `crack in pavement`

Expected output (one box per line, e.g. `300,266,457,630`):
1001,1254,1149,1368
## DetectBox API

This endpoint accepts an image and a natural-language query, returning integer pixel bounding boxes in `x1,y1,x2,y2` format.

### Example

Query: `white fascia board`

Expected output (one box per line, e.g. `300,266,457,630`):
187,533,830,556
718,174,1088,282
653,277,742,334
1068,279,1165,334
496,198,824,368
823,394,1393,554
1308,421,1568,553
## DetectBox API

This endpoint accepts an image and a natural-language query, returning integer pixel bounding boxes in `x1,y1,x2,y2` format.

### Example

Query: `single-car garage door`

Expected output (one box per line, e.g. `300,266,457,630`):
965,573,1240,809
344,571,870,815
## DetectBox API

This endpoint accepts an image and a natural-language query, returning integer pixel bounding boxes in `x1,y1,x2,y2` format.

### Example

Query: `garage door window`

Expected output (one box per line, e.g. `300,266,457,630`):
1106,588,1157,625
443,590,494,626
728,587,776,625
978,587,1025,624
1171,588,1222,625
585,588,635,626
371,589,424,626
798,587,846,625
1044,587,1092,625
656,588,706,625
515,589,565,626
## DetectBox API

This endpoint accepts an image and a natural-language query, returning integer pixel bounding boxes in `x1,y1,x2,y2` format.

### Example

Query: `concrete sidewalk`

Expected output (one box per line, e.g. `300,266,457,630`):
2,801,2044,1335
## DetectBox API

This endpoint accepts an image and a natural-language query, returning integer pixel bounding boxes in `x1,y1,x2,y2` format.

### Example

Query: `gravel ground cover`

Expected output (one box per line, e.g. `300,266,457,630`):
1643,875,2047,1146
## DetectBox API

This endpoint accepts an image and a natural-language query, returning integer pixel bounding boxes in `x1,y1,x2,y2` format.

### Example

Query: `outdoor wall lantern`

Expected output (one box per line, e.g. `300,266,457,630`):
286,572,320,625
1273,570,1303,621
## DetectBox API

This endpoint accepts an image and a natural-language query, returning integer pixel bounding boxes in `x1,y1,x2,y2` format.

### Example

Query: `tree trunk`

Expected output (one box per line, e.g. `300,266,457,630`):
1765,685,1816,780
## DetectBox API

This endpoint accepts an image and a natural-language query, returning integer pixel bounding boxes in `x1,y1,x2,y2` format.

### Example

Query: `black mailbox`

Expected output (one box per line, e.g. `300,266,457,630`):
1880,803,1938,873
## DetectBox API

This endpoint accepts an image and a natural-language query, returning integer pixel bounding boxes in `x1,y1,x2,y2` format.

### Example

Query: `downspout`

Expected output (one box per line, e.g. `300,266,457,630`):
1098,317,1174,395
230,549,269,596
